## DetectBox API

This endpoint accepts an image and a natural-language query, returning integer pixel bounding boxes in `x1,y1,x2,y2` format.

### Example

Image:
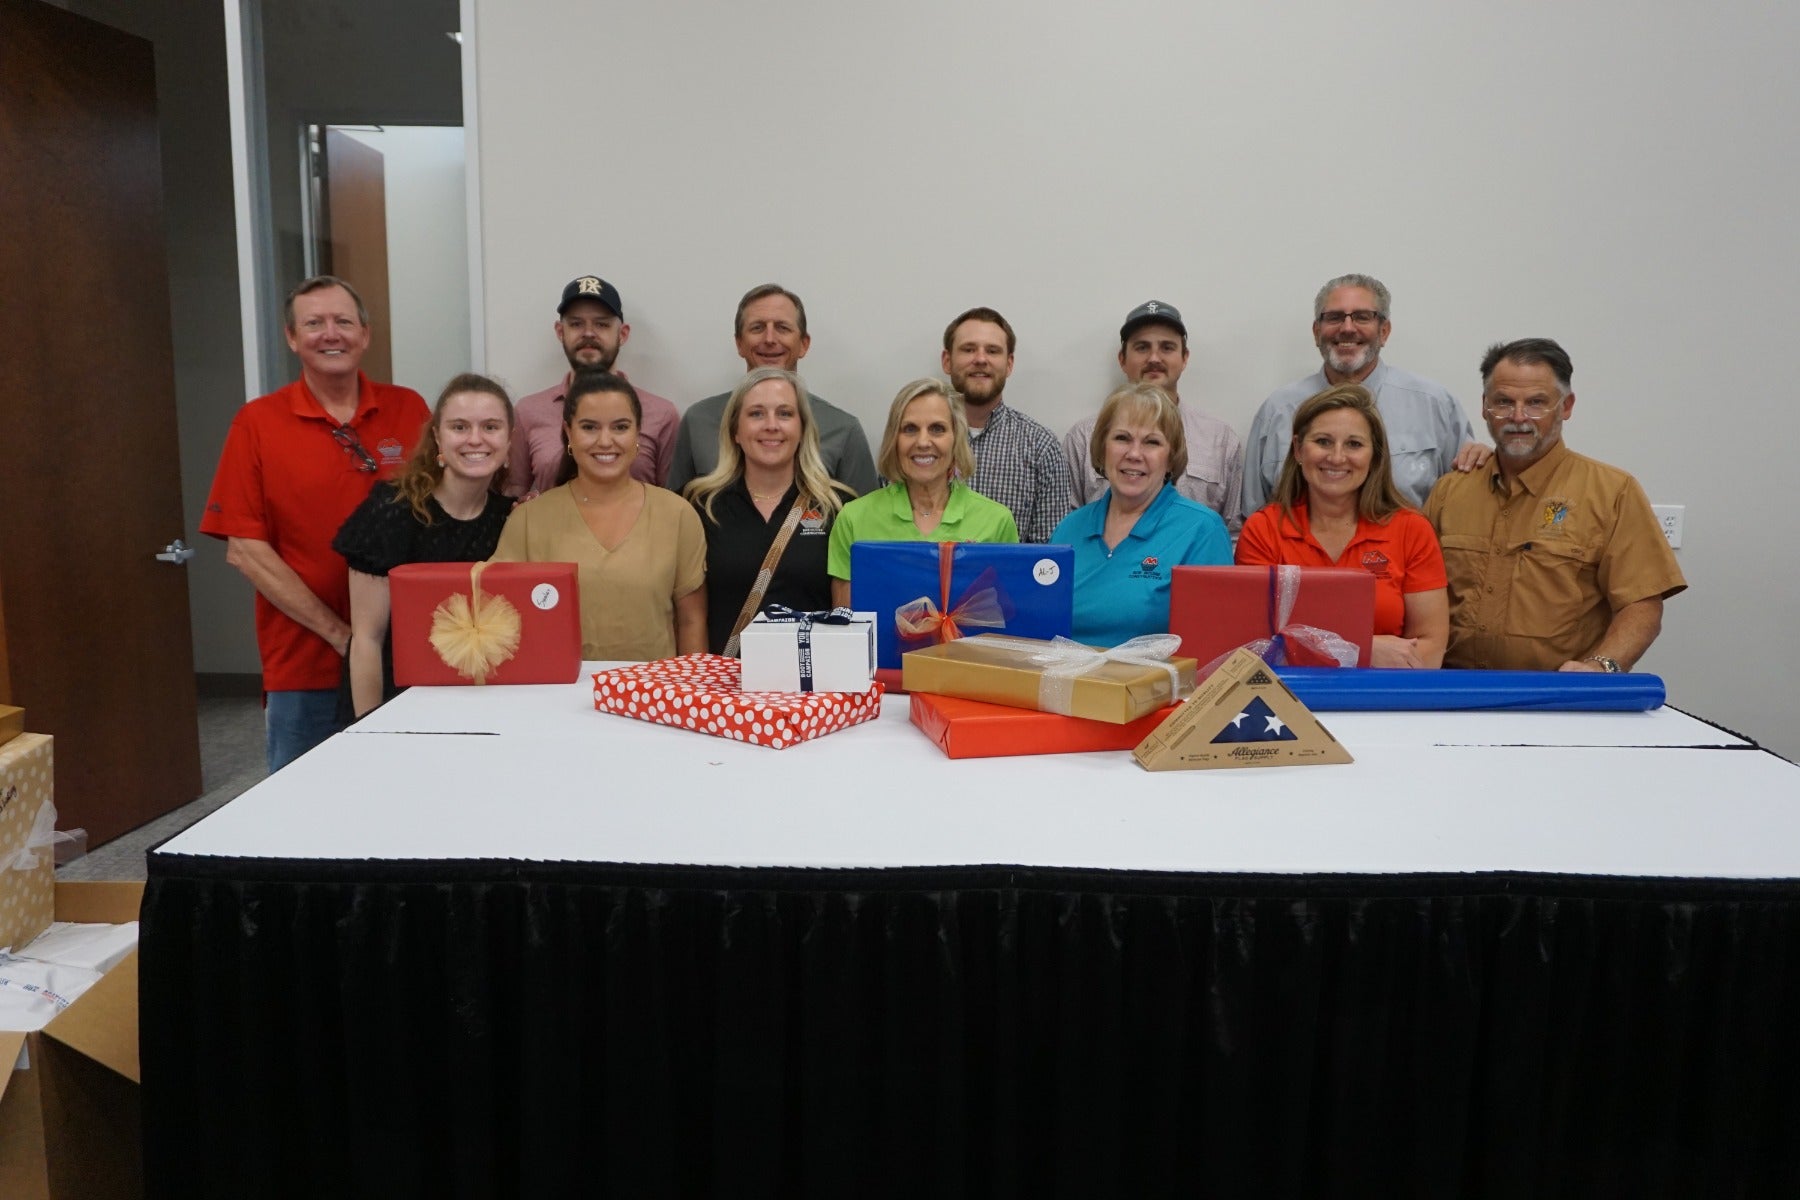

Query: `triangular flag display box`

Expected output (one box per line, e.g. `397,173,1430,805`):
1133,648,1354,771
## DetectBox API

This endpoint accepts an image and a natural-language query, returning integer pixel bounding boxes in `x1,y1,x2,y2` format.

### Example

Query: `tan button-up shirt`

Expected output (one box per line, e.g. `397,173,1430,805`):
1423,441,1685,670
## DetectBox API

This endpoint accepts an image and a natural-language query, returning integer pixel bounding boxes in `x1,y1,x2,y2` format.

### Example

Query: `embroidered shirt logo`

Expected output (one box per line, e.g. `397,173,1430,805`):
1541,499,1572,529
377,437,406,463
798,508,826,535
1128,555,1165,581
1360,549,1391,579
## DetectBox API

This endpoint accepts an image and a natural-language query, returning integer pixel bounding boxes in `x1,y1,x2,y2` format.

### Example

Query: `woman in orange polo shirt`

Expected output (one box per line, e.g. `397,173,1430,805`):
1235,384,1449,668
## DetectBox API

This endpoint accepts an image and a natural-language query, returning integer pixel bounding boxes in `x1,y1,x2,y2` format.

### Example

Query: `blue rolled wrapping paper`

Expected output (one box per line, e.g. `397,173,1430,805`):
1275,667,1666,712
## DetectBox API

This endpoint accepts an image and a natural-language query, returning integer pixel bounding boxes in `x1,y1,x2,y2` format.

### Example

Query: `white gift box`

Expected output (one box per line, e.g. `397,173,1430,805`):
739,610,877,694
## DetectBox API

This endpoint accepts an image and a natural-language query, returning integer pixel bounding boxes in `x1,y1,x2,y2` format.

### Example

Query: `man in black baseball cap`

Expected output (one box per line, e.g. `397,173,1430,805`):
1061,299,1246,531
509,275,681,494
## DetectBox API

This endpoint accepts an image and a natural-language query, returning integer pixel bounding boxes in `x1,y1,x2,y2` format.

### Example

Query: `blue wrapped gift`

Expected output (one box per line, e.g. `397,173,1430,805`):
849,541,1074,682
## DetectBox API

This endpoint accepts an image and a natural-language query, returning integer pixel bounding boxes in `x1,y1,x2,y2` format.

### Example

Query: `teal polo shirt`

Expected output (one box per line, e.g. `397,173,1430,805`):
827,481,1019,579
1050,483,1231,645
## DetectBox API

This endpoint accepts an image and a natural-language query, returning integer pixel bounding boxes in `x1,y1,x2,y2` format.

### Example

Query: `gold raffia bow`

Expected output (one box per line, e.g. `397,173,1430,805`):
428,562,522,684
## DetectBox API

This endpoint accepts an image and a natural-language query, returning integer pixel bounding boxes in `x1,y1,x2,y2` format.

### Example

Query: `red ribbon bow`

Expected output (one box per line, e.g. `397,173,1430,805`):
893,542,1008,645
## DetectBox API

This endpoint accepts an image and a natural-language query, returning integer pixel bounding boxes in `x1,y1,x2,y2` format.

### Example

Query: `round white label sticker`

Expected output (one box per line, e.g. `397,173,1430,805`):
1032,558,1061,586
530,583,561,610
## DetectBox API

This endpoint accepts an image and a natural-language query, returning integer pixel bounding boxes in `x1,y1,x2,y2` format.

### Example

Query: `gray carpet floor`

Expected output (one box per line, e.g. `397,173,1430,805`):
56,690,267,882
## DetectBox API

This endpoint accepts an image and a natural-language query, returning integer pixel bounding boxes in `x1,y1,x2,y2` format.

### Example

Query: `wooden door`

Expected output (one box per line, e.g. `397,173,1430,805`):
0,0,203,846
321,127,393,383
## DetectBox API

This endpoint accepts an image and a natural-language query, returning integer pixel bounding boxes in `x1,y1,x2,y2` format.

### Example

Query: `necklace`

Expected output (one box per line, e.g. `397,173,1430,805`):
749,489,787,502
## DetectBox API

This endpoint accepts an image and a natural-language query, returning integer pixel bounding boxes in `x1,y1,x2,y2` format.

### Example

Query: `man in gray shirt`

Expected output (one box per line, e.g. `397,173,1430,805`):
1063,301,1244,532
1242,273,1487,512
667,283,879,495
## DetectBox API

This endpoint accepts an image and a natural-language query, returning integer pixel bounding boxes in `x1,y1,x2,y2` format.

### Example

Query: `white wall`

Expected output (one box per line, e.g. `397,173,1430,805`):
471,0,1800,756
337,125,471,395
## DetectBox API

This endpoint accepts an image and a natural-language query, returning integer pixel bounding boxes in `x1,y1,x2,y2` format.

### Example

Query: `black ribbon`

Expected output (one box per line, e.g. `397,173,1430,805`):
761,605,855,692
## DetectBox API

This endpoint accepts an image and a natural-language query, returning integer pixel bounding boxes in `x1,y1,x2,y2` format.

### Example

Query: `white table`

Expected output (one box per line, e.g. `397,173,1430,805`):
140,669,1800,1197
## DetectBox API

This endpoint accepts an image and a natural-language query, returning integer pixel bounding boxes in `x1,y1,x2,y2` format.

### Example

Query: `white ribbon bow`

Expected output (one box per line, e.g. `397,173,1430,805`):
0,800,74,873
973,633,1187,716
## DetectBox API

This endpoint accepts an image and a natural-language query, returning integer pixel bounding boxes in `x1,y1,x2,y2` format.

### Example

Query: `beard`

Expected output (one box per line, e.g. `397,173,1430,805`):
1319,337,1377,377
952,369,1005,406
564,340,618,373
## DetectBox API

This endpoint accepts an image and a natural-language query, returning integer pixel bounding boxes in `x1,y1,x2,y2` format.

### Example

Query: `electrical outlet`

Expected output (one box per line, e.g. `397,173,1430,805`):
1652,504,1684,549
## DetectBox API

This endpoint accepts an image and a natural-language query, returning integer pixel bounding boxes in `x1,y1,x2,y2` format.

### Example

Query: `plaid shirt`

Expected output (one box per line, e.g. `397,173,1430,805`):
967,403,1073,543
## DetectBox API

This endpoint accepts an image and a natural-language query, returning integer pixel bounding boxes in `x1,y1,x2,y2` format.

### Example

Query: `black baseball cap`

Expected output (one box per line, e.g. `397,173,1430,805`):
1120,300,1186,342
558,276,624,318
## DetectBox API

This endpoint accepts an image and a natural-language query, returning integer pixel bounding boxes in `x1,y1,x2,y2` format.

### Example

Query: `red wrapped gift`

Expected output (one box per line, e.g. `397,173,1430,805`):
390,561,581,686
593,655,883,749
910,692,1180,759
1169,565,1375,672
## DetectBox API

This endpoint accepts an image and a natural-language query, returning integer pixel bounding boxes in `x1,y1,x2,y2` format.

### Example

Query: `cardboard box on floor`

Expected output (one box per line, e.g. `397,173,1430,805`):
0,881,144,1200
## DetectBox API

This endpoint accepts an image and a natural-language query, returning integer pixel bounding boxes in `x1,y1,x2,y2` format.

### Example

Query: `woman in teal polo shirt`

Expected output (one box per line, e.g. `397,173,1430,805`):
828,378,1017,605
1051,383,1230,644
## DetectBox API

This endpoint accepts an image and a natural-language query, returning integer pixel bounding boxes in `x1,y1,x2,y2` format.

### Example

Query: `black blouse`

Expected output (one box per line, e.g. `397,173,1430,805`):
697,480,836,654
331,482,514,715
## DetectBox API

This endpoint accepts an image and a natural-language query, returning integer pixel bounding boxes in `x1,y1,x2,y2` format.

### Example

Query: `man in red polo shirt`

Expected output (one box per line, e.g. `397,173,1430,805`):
201,276,429,770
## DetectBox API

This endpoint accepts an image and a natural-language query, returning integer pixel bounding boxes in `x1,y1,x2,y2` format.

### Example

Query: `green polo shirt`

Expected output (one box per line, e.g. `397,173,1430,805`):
827,481,1019,579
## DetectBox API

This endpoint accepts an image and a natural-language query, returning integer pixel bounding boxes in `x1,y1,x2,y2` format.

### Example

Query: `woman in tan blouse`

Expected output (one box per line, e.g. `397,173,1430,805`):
492,371,706,660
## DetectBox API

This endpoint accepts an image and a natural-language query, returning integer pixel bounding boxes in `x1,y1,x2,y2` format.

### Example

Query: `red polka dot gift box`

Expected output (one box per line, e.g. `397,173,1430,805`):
592,655,884,749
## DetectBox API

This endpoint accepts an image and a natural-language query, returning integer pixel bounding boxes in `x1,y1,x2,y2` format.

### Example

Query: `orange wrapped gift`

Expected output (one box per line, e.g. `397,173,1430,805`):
909,693,1180,759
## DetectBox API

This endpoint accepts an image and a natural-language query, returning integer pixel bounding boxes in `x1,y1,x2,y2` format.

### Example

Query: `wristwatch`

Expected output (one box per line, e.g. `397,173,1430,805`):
1585,656,1622,673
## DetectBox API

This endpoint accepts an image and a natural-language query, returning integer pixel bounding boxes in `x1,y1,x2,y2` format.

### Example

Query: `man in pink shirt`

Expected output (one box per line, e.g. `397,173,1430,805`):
508,275,680,493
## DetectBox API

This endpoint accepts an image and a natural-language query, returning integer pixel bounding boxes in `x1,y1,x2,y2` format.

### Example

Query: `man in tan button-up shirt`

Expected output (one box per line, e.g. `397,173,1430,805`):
1424,338,1685,672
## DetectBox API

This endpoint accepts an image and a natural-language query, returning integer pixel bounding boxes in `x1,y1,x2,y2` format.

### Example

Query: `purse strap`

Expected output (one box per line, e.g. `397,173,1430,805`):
722,495,808,657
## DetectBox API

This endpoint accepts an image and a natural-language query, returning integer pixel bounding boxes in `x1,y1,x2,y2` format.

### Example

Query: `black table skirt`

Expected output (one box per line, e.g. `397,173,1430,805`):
139,855,1800,1199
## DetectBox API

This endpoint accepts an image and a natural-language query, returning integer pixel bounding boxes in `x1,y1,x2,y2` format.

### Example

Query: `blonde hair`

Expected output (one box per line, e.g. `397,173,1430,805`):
1087,382,1187,481
1271,384,1410,525
683,367,852,522
876,379,975,483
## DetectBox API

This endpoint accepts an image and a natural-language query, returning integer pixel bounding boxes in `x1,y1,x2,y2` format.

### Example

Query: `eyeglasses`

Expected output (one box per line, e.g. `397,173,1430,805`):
1483,398,1558,419
1317,309,1386,327
330,424,379,473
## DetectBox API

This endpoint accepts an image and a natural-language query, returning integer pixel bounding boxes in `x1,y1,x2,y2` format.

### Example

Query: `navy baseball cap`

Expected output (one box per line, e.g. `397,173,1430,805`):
1120,300,1186,342
558,275,624,318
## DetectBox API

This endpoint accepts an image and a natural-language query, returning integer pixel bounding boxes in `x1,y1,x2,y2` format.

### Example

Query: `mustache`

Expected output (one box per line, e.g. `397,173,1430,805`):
1499,424,1538,437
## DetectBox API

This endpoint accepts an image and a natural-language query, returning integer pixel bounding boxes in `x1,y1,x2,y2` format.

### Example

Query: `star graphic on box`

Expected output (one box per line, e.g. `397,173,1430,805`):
1211,695,1297,743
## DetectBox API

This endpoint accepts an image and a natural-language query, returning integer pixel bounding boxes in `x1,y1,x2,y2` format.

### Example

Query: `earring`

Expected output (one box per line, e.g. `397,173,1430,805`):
436,456,445,467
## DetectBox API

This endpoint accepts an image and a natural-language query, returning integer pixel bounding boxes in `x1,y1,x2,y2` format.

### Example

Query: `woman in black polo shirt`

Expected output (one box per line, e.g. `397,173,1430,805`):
683,367,856,654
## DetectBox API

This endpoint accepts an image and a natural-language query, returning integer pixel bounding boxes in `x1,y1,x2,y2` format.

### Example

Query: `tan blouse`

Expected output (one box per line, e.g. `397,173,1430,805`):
492,483,706,661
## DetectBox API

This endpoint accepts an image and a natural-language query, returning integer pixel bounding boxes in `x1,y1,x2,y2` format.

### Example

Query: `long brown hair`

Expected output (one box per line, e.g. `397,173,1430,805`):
553,370,641,486
1270,384,1410,527
392,373,514,523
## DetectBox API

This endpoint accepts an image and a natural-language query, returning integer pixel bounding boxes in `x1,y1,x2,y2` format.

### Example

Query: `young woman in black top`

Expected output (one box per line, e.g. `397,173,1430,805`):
682,367,854,654
331,373,516,717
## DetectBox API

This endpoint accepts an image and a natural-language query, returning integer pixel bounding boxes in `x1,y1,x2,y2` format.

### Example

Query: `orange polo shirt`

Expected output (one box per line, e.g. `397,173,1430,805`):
1236,500,1447,637
201,373,429,691
1423,441,1685,671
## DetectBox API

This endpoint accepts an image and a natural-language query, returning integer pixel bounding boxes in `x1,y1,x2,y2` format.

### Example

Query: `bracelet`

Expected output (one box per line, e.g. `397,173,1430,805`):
1585,655,1621,673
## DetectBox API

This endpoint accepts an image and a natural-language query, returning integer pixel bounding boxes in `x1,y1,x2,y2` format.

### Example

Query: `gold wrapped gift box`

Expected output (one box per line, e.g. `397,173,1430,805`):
901,634,1197,725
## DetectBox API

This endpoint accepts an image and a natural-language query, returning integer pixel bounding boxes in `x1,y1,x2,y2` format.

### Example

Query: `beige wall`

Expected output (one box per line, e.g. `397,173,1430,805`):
470,0,1800,756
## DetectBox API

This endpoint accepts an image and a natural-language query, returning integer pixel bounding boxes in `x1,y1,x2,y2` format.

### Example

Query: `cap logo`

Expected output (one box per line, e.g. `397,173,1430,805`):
576,276,605,296
1145,302,1160,313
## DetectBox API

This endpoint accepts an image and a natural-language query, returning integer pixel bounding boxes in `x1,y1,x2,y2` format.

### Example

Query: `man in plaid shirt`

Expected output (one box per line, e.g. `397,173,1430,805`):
940,307,1072,543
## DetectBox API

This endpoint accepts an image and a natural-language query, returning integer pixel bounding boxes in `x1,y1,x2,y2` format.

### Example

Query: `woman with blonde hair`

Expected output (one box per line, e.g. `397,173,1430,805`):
684,367,855,654
1235,383,1448,668
1051,383,1230,644
827,378,1017,606
332,373,517,717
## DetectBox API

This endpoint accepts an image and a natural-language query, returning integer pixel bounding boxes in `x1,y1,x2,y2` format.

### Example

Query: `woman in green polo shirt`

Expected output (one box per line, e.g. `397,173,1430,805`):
828,378,1018,606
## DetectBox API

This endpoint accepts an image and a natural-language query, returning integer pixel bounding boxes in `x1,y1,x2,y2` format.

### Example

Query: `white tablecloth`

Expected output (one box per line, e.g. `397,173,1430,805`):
153,665,1797,880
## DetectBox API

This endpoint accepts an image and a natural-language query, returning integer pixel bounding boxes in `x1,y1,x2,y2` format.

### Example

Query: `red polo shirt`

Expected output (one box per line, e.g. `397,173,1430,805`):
1236,500,1447,637
201,373,429,690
